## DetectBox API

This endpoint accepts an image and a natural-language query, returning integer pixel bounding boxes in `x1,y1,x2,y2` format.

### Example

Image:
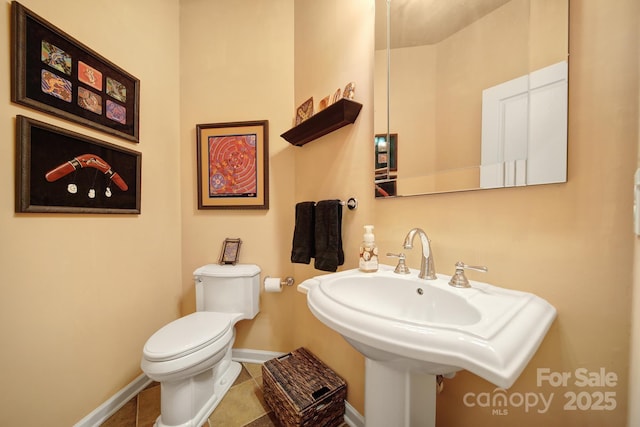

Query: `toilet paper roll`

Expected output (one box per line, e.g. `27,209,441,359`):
264,277,283,293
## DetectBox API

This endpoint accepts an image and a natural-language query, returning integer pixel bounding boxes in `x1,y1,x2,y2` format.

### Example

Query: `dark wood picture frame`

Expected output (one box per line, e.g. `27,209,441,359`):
11,1,140,142
196,120,269,210
16,115,141,214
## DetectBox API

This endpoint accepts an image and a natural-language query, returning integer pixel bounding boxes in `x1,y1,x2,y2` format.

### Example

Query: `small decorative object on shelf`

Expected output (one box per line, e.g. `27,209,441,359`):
295,97,314,125
281,98,362,147
330,88,341,104
343,82,356,100
317,96,330,112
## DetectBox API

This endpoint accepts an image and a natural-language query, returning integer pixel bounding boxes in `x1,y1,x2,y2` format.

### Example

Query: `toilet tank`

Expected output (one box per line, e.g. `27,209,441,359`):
193,264,260,319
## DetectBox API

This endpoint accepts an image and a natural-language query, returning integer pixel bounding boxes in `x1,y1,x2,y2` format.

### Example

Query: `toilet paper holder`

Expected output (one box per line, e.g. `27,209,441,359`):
264,276,295,287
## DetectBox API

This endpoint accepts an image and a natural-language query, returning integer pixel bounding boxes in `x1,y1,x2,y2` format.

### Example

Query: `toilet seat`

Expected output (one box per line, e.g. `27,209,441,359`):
143,312,232,362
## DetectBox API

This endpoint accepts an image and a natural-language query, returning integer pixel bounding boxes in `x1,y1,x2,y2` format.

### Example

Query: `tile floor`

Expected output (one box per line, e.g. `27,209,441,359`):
100,362,348,427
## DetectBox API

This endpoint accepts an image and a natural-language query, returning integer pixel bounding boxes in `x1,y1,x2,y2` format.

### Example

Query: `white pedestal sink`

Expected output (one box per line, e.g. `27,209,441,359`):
298,265,556,426
364,359,437,427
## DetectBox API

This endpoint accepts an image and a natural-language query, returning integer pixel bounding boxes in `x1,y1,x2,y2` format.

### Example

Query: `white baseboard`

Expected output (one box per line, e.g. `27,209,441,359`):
73,373,152,427
74,348,365,427
231,348,285,363
233,348,365,426
344,401,365,427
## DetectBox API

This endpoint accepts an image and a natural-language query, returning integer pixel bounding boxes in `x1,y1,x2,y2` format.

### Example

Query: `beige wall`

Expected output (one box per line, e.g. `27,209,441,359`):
290,0,375,413
179,0,296,352
629,9,640,425
631,237,640,426
0,0,182,425
1,0,638,426
436,0,530,172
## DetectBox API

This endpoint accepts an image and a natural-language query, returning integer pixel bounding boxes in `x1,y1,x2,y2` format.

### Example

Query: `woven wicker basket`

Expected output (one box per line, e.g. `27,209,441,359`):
263,347,347,427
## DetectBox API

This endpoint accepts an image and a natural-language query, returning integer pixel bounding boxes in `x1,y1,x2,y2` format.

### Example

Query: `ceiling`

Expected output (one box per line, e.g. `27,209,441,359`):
375,0,512,49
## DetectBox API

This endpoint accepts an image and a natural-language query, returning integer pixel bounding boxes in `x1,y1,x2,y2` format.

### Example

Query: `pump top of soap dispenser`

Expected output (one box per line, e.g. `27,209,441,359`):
364,225,375,242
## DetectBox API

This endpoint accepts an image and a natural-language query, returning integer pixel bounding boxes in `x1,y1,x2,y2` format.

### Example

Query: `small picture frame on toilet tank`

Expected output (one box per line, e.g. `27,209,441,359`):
218,238,241,265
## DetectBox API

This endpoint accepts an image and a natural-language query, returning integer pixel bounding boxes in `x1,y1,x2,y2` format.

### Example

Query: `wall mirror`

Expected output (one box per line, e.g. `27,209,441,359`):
374,0,569,197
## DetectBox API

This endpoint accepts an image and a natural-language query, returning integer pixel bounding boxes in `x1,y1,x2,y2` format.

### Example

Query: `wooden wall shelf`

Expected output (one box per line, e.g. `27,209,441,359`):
281,98,363,146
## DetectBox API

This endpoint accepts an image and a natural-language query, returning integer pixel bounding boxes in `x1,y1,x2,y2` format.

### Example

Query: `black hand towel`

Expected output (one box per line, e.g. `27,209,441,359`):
314,199,344,272
291,201,315,264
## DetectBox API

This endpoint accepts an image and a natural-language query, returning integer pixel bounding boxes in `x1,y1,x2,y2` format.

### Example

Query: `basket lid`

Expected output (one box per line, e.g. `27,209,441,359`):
263,347,346,411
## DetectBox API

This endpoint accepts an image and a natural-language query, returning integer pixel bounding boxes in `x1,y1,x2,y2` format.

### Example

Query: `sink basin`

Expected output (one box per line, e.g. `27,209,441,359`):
321,274,482,327
299,265,556,427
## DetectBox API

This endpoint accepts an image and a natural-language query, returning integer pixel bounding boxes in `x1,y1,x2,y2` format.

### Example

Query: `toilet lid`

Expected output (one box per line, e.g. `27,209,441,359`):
194,263,260,278
143,312,232,362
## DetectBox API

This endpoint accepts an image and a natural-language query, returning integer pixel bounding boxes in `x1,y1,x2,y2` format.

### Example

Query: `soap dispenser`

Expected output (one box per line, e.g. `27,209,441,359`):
359,225,379,272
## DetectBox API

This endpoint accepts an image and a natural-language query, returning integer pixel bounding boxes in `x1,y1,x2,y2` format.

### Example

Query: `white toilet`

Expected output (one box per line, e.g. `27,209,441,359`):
141,264,260,427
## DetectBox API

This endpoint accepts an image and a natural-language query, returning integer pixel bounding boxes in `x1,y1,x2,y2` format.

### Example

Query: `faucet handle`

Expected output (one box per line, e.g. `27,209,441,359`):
457,262,488,273
448,261,488,288
387,252,411,275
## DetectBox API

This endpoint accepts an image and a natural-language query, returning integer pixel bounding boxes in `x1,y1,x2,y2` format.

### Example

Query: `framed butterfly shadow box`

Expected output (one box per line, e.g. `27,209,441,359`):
16,115,141,214
11,1,140,142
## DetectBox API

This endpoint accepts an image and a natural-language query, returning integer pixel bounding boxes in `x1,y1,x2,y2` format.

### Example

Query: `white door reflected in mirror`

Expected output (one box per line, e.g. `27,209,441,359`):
481,60,568,188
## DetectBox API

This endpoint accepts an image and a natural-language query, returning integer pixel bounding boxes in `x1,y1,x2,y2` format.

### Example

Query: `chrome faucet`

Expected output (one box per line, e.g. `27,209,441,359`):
402,228,437,280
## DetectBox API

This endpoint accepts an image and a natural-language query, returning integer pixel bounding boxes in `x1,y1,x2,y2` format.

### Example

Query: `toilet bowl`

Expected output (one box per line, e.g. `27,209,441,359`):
141,264,260,427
